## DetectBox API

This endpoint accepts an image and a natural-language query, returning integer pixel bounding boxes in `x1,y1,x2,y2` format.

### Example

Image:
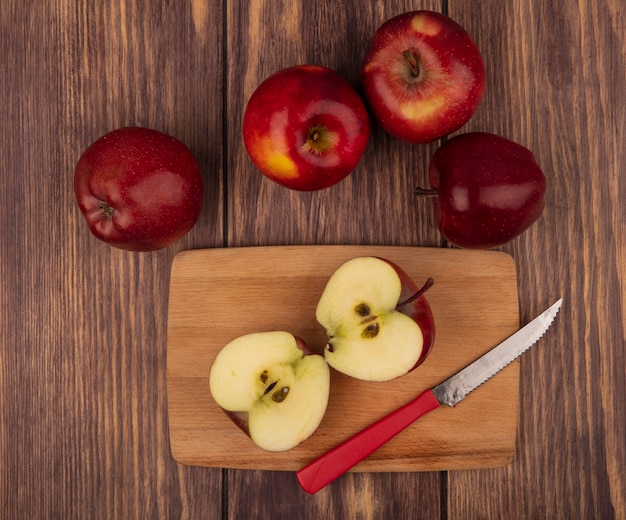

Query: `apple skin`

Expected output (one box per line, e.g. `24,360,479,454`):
74,127,204,252
383,258,435,369
420,132,547,249
360,10,486,144
242,64,371,191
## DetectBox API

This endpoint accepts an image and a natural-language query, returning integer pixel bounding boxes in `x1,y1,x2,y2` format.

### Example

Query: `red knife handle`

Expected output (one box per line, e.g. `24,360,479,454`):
296,389,441,494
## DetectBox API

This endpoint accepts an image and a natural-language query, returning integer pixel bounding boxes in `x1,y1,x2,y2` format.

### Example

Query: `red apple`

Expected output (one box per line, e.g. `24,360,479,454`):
209,331,331,452
360,10,486,144
242,65,371,191
316,256,435,382
74,127,204,252
417,132,547,249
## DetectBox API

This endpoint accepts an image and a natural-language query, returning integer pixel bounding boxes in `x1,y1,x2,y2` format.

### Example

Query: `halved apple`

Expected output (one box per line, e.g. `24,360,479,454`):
316,256,435,382
209,331,330,452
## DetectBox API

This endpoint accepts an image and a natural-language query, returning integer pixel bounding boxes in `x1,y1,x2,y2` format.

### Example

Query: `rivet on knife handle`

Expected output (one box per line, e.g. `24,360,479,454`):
296,299,562,494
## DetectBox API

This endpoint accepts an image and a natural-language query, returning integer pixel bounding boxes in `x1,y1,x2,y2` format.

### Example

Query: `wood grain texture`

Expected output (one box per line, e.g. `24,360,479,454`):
226,0,443,249
227,469,443,519
0,1,224,518
0,0,624,518
449,0,626,518
224,2,446,517
167,246,519,471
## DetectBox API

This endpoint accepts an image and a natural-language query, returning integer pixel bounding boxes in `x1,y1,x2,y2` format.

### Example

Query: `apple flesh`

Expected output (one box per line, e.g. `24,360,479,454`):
242,64,371,191
316,257,435,382
74,127,204,252
417,132,547,249
209,331,330,452
360,10,486,144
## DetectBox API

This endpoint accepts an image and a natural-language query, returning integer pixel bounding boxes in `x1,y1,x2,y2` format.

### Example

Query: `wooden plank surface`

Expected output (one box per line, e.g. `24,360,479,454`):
0,0,624,519
0,1,226,519
167,246,519,471
226,0,443,250
447,1,626,518
224,1,446,516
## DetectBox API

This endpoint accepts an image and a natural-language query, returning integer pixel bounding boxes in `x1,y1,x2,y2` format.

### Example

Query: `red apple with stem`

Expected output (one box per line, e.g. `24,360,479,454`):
360,10,486,144
242,64,371,191
316,256,435,382
74,127,204,252
417,132,547,249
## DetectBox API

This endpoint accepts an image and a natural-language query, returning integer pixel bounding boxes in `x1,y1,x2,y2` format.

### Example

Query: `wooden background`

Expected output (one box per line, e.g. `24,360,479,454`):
1,0,623,518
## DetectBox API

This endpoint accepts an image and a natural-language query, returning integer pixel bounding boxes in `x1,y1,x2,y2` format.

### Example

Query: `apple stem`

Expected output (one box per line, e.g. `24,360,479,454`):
403,50,420,78
414,187,438,197
397,277,434,309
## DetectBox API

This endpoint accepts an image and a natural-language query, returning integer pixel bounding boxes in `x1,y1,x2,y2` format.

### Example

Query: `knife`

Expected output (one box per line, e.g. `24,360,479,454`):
296,298,563,494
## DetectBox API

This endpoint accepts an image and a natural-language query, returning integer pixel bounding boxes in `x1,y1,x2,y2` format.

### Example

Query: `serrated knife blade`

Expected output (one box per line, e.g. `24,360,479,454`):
432,298,563,406
297,299,563,494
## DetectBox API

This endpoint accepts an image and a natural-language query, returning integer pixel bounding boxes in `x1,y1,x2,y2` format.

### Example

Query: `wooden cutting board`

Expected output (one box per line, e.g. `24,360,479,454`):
167,246,520,472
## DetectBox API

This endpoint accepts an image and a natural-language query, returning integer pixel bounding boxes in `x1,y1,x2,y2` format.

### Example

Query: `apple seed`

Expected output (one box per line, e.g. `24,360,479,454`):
260,370,269,384
272,387,289,403
362,322,380,339
355,303,371,317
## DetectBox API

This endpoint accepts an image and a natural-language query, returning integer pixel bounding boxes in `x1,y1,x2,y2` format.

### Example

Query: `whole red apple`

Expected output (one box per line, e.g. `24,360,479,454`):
360,10,486,144
417,132,547,249
242,65,371,191
74,127,204,252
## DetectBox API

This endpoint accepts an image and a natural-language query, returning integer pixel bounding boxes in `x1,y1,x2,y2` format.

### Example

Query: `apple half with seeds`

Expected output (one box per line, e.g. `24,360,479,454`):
209,331,330,452
316,256,435,382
